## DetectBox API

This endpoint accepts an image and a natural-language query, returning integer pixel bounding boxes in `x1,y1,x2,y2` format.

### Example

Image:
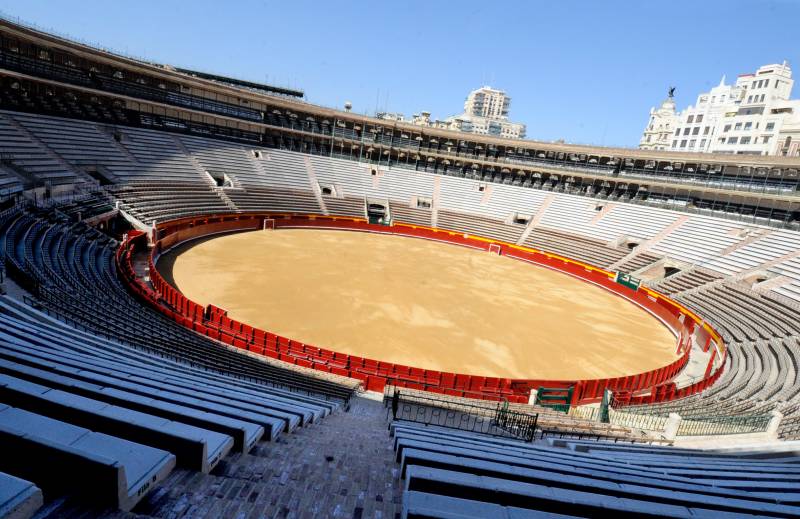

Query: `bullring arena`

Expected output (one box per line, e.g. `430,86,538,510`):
162,228,677,380
1,15,800,519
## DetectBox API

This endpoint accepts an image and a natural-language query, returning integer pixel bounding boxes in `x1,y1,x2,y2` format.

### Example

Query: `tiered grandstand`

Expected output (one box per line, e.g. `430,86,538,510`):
0,16,799,519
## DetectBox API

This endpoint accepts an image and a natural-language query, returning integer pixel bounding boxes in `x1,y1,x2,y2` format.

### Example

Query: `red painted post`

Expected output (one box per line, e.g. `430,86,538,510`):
704,347,717,379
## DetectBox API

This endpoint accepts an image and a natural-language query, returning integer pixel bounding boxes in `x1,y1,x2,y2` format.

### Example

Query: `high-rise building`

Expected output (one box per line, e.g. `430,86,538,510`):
640,62,800,156
463,86,511,119
376,86,526,139
446,86,526,139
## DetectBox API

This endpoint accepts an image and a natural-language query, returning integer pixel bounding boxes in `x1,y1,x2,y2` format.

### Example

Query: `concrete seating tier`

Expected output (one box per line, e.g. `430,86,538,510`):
0,471,43,519
225,186,321,214
180,135,260,182
651,216,746,265
0,403,175,512
0,164,24,197
523,227,628,268
392,421,800,518
614,251,662,273
2,210,357,405
108,182,231,224
10,112,137,178
390,203,432,227
703,229,800,277
652,267,724,295
2,111,799,302
0,372,235,473
323,196,364,217
3,111,800,439
613,334,800,438
0,112,83,186
0,286,350,510
437,210,524,244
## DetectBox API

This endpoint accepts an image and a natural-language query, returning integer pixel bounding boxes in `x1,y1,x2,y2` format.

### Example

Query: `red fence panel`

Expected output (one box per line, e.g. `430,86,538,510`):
115,213,726,405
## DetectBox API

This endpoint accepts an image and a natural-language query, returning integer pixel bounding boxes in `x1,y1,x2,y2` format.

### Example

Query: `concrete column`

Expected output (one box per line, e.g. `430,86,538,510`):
767,410,784,439
664,413,682,441
528,389,538,406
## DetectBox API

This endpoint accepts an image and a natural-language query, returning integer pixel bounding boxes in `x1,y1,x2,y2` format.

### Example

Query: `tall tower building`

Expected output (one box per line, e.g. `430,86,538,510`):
447,86,526,139
376,86,527,139
463,86,511,119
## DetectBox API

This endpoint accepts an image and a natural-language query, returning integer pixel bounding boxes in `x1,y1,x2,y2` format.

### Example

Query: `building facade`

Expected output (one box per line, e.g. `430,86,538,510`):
376,86,526,139
446,86,526,139
639,92,678,151
640,63,800,156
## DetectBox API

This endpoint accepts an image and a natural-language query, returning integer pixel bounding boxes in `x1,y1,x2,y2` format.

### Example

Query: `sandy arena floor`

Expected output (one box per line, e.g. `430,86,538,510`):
160,229,678,380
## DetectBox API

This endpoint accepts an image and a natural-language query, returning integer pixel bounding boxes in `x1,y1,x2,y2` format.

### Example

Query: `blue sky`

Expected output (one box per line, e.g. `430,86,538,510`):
1,0,798,147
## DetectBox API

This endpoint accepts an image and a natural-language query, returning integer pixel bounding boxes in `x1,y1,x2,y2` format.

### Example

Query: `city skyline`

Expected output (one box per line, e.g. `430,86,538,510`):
0,0,798,148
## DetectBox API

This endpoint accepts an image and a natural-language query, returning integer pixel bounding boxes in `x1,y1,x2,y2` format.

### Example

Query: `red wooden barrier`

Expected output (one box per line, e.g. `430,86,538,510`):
116,212,726,405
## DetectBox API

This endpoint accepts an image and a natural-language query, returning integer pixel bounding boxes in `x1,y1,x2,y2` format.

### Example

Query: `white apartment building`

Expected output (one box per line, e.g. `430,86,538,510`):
376,86,527,139
640,62,800,156
446,86,526,139
463,86,511,119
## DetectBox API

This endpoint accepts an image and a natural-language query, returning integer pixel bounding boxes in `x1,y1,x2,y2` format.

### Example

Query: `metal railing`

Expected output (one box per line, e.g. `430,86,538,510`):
677,414,772,436
608,408,670,432
385,389,538,442
568,406,601,421
605,405,771,436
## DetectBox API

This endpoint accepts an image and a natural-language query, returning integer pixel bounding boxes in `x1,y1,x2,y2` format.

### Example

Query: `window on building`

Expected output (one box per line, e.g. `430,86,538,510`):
741,136,751,144
719,137,725,144
764,79,769,88
696,114,704,123
672,140,677,147
683,128,690,136
646,135,651,142
763,135,771,143
766,122,775,131
729,137,739,144
723,124,731,132
689,139,697,148
675,128,680,136
734,123,742,130
744,122,752,130
700,139,707,148
680,140,687,148
704,126,710,135
760,94,765,102
687,115,694,123
692,127,700,135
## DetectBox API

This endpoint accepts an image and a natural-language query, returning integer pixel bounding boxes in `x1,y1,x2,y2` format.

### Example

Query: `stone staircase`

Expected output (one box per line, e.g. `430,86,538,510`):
106,396,402,519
